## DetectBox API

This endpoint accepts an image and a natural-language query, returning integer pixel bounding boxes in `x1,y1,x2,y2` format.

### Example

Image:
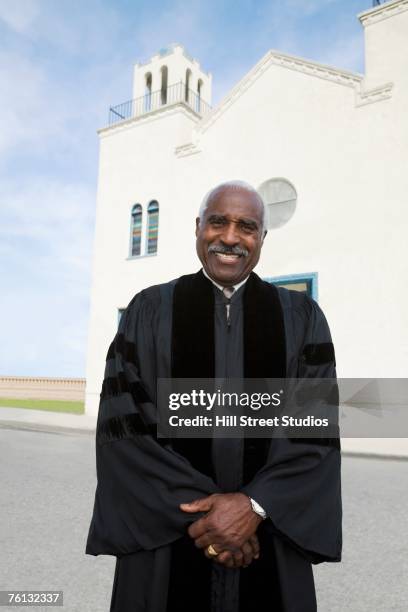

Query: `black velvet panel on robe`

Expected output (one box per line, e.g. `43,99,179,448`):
168,270,288,612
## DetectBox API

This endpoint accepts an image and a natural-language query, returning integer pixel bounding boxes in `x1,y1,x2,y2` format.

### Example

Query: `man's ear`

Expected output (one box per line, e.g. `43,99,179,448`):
195,217,201,236
262,229,267,243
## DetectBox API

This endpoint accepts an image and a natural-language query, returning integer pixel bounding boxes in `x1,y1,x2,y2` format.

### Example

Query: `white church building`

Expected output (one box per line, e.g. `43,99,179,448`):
85,0,408,453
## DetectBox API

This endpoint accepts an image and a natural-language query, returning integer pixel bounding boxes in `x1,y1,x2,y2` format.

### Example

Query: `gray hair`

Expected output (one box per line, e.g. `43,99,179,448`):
198,180,266,233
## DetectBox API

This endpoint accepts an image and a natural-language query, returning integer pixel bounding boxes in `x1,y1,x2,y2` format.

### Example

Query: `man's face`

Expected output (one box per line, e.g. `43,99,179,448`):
195,187,266,287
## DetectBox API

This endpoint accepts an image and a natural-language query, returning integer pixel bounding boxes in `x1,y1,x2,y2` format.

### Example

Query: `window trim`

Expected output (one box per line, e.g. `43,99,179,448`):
145,200,159,255
129,203,143,258
264,272,318,301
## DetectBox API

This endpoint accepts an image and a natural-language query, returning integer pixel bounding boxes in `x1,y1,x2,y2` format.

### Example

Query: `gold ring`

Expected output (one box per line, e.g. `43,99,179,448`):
207,544,219,557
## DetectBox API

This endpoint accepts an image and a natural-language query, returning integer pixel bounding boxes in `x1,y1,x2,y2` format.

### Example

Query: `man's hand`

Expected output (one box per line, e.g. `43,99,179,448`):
180,493,263,552
204,534,260,569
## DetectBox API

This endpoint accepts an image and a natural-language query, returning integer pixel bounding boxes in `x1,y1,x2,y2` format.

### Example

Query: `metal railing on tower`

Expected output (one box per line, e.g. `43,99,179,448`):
108,82,212,126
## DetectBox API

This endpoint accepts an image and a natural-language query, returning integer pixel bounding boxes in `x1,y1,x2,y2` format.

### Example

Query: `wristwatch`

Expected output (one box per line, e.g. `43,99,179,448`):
249,497,267,519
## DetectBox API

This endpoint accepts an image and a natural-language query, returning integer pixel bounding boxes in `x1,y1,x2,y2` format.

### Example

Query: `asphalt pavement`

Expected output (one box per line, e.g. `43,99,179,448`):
0,427,407,611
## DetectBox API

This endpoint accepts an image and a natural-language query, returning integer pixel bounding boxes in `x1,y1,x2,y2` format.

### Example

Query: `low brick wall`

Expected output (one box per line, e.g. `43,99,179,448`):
0,376,86,402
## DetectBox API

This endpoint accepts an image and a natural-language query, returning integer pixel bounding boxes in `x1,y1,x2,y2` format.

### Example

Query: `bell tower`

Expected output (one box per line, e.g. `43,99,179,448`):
131,43,212,117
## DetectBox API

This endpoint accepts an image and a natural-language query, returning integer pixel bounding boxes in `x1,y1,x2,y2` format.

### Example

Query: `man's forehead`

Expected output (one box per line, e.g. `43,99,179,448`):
205,187,263,220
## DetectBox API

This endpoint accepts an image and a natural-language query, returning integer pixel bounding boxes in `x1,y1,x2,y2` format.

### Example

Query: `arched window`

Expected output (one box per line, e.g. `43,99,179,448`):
160,66,168,105
185,69,192,103
146,200,159,254
197,79,203,112
130,204,143,256
144,72,152,112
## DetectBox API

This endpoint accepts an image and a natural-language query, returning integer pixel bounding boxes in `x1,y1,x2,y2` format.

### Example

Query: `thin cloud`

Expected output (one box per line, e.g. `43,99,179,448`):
0,176,94,377
320,32,364,73
0,178,95,276
284,0,339,16
0,0,40,33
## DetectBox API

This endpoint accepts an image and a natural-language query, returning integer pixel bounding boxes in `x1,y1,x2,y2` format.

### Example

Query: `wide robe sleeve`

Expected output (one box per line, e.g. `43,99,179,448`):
86,290,221,557
240,295,342,563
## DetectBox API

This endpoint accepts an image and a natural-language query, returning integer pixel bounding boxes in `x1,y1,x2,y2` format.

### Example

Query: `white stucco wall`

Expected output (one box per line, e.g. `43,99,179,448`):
85,0,408,455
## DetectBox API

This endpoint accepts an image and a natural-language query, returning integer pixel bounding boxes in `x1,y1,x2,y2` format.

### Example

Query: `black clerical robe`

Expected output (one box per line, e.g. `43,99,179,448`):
86,271,342,612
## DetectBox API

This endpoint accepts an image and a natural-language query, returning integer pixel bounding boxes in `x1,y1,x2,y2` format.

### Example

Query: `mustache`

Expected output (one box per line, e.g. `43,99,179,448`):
208,244,248,257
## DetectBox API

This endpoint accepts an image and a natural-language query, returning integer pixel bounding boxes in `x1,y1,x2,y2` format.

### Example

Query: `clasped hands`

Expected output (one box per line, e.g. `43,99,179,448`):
180,492,263,569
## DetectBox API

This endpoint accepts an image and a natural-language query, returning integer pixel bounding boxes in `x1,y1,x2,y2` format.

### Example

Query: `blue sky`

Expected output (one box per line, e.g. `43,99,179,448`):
0,0,372,378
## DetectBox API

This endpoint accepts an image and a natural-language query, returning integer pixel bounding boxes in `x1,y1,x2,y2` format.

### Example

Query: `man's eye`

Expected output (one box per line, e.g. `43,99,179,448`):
239,224,256,233
210,219,225,226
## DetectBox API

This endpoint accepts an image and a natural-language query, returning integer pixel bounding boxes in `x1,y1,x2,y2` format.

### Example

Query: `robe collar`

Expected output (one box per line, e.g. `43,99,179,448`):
171,269,286,380
201,267,249,293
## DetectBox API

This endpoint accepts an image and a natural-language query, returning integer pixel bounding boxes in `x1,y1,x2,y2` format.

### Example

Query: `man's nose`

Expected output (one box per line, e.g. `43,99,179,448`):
220,222,240,245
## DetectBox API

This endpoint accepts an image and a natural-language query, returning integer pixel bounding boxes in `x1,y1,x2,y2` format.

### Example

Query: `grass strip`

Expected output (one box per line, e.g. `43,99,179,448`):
0,398,85,414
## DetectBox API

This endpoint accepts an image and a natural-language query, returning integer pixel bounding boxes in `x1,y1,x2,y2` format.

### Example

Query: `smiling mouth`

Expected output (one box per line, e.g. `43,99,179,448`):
213,253,241,263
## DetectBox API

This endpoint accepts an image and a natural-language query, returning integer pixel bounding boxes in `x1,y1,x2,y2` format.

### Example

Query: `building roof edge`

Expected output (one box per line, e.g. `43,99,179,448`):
358,0,408,26
196,49,362,136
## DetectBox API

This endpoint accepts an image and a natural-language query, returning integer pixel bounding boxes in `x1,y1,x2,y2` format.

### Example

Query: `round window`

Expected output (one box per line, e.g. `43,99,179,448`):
257,178,297,229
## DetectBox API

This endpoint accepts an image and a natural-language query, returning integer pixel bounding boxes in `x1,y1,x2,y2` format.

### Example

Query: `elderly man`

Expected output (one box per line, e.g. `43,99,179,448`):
86,181,342,612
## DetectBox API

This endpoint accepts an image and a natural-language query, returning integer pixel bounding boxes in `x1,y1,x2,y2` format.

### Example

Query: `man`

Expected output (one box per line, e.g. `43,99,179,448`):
86,181,342,612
